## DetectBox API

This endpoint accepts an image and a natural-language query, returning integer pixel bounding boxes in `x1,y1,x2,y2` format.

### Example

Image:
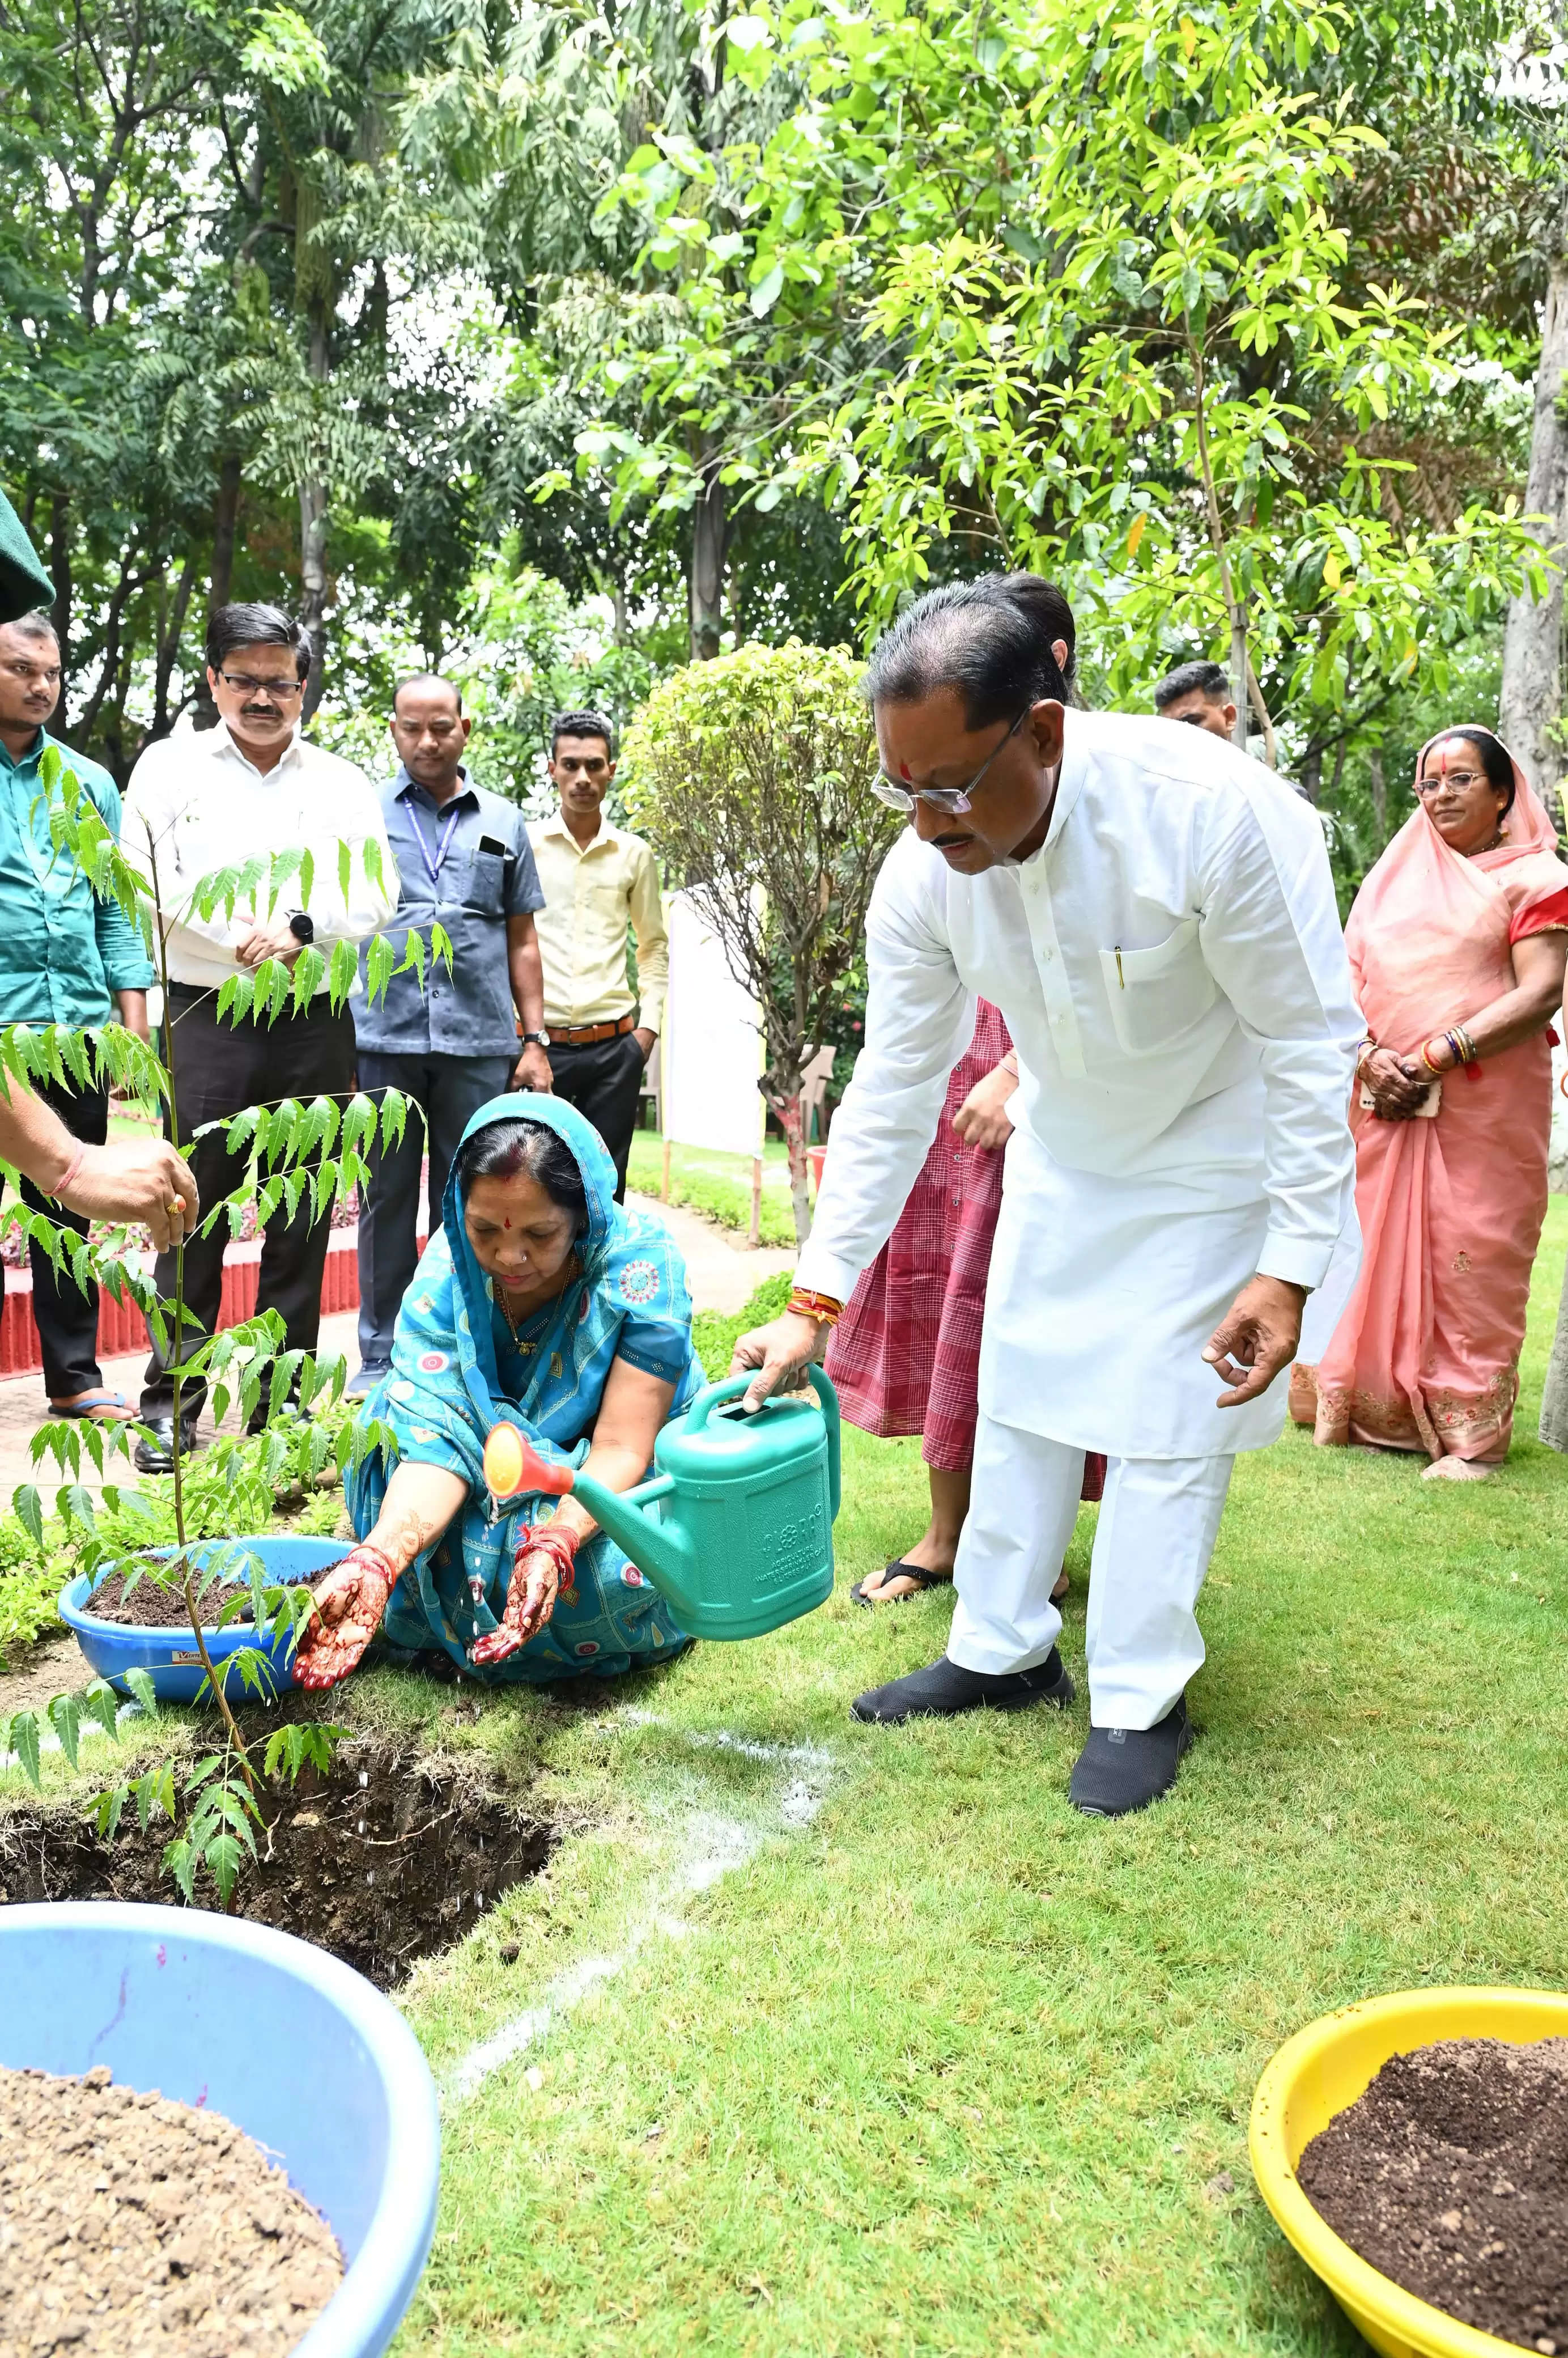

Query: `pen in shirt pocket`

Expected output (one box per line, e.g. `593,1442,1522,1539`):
1115,947,1125,988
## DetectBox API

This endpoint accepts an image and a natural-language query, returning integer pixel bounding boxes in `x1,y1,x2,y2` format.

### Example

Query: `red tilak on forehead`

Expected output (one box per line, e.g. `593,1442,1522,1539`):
899,761,912,781
503,1218,511,1229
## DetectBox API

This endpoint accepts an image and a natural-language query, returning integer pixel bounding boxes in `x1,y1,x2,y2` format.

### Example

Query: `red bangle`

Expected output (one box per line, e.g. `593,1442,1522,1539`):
346,1541,397,1589
516,1522,579,1583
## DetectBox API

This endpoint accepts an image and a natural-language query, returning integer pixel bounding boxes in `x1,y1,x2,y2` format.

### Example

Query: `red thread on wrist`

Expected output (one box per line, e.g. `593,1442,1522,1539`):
49,1143,87,1201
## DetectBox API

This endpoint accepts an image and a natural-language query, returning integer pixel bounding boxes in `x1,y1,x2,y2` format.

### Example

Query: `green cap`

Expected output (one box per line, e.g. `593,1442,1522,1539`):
0,483,55,626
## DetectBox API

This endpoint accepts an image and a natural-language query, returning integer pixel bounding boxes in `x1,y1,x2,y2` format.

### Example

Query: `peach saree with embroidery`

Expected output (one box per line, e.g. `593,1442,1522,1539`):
1292,744,1568,1462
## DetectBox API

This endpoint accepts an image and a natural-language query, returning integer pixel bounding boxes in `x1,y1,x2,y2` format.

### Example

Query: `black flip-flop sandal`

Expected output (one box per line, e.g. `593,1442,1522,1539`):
851,1558,954,1609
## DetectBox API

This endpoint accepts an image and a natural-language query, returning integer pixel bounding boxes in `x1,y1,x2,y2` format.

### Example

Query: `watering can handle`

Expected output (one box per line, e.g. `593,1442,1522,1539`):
680,1368,842,1522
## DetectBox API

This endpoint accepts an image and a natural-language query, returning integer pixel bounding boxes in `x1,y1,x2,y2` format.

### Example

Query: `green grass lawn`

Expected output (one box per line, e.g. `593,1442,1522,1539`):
627,1131,801,1246
8,1210,1568,2354
379,1204,1568,2356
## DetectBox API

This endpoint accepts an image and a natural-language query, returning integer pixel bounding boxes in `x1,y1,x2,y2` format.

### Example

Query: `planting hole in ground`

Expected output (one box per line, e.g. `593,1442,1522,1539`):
1297,2035,1568,2353
0,2061,342,2358
0,1729,551,1990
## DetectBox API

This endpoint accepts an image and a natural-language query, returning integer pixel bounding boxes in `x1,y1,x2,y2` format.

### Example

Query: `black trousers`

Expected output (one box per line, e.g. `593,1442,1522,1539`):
4,1073,110,1401
141,985,356,1420
354,1048,516,1375
546,1030,647,1202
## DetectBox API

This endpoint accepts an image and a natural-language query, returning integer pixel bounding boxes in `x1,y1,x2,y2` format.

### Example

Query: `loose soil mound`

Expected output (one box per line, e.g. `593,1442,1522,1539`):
1297,2035,1568,2353
0,2061,341,2358
79,1570,270,1630
0,1731,550,1990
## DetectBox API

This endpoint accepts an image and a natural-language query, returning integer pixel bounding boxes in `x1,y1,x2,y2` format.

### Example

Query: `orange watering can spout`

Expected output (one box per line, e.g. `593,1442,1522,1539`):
483,1421,575,1506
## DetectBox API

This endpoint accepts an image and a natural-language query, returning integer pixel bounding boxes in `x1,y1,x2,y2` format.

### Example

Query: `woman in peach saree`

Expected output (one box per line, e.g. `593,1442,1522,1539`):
1291,728,1568,1479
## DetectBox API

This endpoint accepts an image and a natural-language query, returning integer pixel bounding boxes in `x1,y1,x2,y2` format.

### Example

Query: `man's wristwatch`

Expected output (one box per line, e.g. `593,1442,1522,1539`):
287,911,315,945
520,1030,550,1049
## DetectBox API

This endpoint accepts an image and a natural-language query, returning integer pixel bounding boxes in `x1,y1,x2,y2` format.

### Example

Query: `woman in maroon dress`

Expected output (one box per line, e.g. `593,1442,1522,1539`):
826,999,1105,1605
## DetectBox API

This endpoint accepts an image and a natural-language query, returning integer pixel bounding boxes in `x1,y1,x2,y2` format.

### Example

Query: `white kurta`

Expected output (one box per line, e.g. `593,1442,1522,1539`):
796,709,1362,1459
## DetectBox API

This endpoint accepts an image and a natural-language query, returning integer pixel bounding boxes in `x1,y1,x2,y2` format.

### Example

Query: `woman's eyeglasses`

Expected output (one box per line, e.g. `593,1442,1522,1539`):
870,707,1030,816
1416,770,1487,796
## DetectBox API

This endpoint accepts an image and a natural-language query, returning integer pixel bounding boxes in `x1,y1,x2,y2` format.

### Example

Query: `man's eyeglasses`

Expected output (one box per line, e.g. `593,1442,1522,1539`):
871,706,1030,817
216,671,304,699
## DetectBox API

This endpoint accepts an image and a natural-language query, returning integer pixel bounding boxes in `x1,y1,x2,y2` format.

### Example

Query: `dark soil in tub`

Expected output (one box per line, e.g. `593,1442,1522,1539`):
80,1568,313,1629
0,1725,551,1991
1297,2035,1568,2353
1,2060,341,2356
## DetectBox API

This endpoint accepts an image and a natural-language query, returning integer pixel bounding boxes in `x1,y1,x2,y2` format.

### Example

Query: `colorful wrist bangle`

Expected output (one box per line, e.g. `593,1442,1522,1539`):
1420,1042,1447,1077
788,1288,843,1328
1451,1025,1477,1066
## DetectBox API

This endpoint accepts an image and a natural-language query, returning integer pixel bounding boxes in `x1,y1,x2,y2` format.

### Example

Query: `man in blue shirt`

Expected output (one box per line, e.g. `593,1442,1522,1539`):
350,673,551,1393
0,611,156,1419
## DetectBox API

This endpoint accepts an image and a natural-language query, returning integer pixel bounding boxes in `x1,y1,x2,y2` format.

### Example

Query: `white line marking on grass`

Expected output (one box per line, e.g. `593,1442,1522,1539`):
441,1719,838,2106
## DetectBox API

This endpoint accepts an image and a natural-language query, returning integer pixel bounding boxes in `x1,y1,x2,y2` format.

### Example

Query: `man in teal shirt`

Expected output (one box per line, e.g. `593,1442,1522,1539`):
0,610,155,1419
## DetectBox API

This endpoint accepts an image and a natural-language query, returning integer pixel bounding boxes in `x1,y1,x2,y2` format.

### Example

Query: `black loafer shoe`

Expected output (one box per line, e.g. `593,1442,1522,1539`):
852,1648,1076,1725
131,1415,201,1475
1069,1696,1192,1817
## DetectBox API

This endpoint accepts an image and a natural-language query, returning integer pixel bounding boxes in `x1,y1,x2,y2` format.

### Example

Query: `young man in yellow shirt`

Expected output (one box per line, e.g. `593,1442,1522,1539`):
526,711,668,1201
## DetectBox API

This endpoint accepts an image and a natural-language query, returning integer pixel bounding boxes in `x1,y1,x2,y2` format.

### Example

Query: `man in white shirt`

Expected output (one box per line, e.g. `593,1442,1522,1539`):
733,574,1360,1818
125,603,395,1469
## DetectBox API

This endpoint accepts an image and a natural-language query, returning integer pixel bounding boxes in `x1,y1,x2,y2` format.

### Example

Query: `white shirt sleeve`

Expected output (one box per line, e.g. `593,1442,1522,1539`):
125,744,250,961
1197,781,1361,1291
307,765,399,946
793,846,975,1301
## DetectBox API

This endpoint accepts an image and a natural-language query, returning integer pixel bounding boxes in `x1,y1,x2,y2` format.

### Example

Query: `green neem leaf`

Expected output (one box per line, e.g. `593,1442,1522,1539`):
163,1833,197,1904
205,1828,245,1908
91,1782,128,1842
365,932,394,1006
5,1711,41,1786
137,1762,176,1830
124,1667,159,1719
48,1691,82,1768
12,1485,43,1548
81,1681,122,1740
326,938,358,1007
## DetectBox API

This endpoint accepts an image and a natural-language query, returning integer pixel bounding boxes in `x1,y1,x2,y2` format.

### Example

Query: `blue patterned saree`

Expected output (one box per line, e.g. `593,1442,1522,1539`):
346,1092,702,1681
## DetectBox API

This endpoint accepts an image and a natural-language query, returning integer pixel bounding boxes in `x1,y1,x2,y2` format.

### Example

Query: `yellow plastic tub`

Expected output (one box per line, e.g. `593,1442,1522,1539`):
1249,1984,1568,2358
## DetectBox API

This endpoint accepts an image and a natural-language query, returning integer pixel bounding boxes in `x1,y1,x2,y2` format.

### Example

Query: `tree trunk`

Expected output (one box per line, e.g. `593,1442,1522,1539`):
689,439,726,661
210,455,241,613
152,550,198,738
1369,746,1387,845
1501,241,1568,816
49,493,71,659
299,308,331,718
772,1091,811,1245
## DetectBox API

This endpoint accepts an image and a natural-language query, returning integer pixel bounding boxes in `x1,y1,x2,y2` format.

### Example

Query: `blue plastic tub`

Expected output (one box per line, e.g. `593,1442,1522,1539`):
58,1534,351,1702
0,1902,439,2357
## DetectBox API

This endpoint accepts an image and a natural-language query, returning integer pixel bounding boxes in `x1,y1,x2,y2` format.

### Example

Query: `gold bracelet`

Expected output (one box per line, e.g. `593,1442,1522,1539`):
1420,1041,1449,1078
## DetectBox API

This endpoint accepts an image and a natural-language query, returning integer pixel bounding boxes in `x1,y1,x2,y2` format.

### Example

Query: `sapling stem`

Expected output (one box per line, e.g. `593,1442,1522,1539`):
145,832,262,1810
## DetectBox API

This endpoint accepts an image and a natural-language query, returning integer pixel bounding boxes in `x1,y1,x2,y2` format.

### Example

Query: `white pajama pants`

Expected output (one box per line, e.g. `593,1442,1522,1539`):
945,1414,1235,1729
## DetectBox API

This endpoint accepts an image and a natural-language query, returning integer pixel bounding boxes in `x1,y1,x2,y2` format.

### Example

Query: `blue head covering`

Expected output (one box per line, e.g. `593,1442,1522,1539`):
372,1091,701,1493
346,1092,702,1678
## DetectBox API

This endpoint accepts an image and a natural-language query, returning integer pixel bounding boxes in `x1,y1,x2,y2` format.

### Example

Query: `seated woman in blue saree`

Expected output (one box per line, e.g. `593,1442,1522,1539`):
293,1094,702,1689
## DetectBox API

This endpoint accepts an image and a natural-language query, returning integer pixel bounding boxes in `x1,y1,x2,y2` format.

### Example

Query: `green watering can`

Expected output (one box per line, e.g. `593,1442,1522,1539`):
481,1366,841,1642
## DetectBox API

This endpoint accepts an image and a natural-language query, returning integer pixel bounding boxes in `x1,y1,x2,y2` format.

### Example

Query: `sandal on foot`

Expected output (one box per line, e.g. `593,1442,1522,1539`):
48,1391,134,1423
851,1558,953,1609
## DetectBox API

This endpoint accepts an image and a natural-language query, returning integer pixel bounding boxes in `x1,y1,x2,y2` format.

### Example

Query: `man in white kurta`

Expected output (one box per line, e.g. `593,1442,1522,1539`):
733,577,1361,1816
